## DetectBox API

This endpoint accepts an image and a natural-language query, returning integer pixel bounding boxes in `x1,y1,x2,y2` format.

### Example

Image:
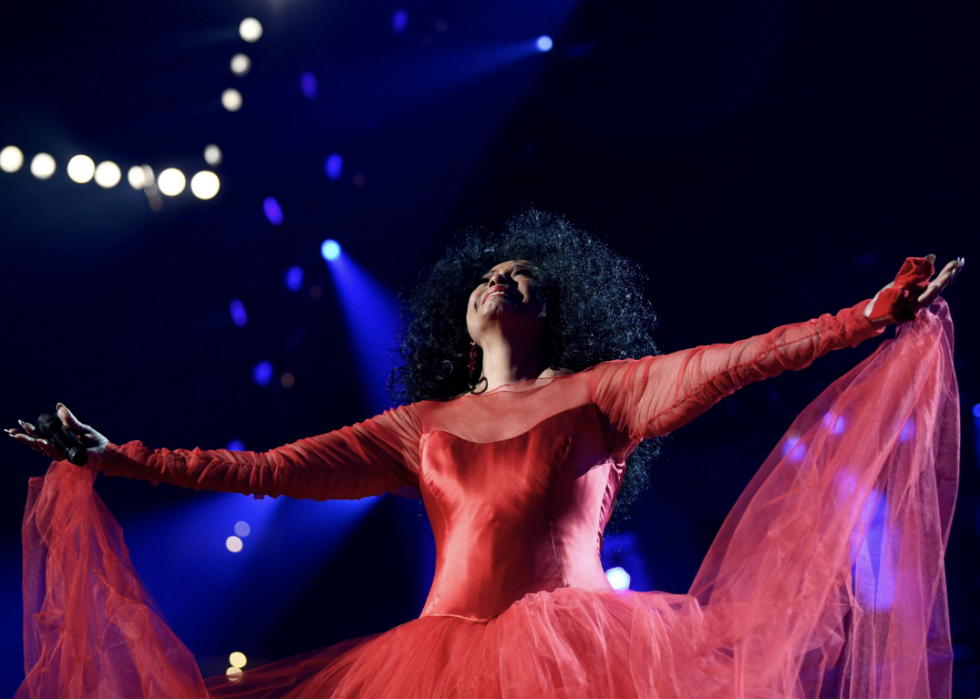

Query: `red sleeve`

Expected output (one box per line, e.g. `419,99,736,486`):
95,404,422,501
589,300,883,455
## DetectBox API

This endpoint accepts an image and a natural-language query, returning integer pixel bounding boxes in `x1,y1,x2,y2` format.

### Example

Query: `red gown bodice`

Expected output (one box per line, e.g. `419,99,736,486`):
98,300,882,622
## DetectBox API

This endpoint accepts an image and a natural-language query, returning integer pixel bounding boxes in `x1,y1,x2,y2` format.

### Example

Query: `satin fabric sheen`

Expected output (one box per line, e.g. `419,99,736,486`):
18,297,959,697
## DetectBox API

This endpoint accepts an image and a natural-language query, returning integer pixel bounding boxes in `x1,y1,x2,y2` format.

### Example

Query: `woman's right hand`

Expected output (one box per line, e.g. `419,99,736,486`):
6,403,109,465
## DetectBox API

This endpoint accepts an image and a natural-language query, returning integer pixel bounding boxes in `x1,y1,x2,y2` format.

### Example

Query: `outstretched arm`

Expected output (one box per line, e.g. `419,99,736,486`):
10,404,422,501
590,256,963,453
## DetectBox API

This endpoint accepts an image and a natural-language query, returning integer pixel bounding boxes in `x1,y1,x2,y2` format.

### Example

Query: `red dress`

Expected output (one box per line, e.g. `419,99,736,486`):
18,296,959,698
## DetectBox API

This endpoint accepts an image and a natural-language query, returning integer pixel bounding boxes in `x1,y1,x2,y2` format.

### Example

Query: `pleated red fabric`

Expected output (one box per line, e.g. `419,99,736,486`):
18,299,958,698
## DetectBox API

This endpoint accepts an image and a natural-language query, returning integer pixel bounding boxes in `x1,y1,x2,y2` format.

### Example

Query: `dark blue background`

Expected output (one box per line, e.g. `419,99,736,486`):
1,1,976,694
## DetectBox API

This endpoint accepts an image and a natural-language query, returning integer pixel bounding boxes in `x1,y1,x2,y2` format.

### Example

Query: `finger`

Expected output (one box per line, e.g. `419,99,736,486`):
917,264,958,304
18,420,43,439
57,404,88,432
9,432,63,460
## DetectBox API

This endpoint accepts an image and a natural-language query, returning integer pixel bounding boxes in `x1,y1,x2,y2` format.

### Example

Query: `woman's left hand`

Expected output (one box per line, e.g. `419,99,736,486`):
865,255,965,325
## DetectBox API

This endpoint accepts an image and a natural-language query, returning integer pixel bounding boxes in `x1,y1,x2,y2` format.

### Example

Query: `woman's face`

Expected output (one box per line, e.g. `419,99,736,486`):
466,259,546,346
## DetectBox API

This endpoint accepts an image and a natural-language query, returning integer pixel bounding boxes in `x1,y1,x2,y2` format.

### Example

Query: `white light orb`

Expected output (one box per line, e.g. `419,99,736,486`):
239,18,263,43
204,144,223,165
234,521,251,537
0,146,24,173
31,153,56,179
67,155,95,183
127,165,146,189
157,168,186,196
229,652,247,668
605,566,631,591
225,535,243,553
94,161,121,188
221,88,243,112
226,667,243,680
190,171,220,200
230,53,251,77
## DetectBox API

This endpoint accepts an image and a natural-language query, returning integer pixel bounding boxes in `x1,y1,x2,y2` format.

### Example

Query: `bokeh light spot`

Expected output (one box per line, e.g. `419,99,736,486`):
204,144,223,165
226,536,243,553
239,18,263,42
324,154,343,180
973,404,980,419
536,35,553,52
309,286,323,300
94,161,121,188
230,53,251,77
229,652,247,668
321,239,341,261
230,299,248,327
227,440,245,452
263,197,284,225
281,372,295,388
190,171,220,199
158,168,186,196
300,72,318,100
0,146,24,173
222,88,243,112
253,361,273,386
285,266,304,291
391,9,408,34
352,173,366,187
226,667,243,680
127,165,146,189
234,521,251,537
605,567,631,590
30,153,56,180
67,155,95,184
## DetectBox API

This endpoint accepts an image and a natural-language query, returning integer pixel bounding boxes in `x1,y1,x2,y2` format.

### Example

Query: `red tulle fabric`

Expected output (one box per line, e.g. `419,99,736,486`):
18,301,958,698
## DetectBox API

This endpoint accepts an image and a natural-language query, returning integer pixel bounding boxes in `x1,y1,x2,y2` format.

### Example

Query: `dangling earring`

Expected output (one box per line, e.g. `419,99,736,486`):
468,341,478,386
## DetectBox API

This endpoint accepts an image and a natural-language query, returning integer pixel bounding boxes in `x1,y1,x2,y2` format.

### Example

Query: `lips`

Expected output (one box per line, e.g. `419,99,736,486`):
483,287,516,304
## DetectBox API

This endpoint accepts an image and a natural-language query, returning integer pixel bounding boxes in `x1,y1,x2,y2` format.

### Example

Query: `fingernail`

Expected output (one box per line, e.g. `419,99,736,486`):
18,420,24,426
56,403,65,410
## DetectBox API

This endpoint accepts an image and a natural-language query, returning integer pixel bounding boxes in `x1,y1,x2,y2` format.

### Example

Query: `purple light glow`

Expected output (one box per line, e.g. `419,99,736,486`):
253,361,273,386
300,72,318,100
263,197,284,226
392,9,408,34
899,417,915,443
324,154,343,180
285,266,304,292
230,299,247,327
823,412,845,435
227,440,245,452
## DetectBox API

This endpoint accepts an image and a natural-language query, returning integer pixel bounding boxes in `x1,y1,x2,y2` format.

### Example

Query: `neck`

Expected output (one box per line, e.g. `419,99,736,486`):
477,334,545,393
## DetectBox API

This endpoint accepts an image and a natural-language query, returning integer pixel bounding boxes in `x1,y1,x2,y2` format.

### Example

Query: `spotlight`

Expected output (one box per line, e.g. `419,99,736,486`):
0,146,24,173
94,161,121,188
229,652,247,669
300,72,318,100
30,153,56,180
253,361,273,386
605,566,630,591
321,239,341,261
222,88,243,112
190,171,220,199
285,266,304,291
324,154,343,180
230,53,251,77
391,9,408,35
536,35,553,52
67,155,95,184
239,18,263,42
229,299,247,327
234,521,251,537
204,144,223,165
157,168,186,196
127,165,146,189
263,197,284,225
226,536,243,553
227,440,245,451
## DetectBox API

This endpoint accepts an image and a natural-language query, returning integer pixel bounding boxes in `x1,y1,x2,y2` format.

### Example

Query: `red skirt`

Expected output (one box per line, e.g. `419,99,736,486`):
17,302,959,698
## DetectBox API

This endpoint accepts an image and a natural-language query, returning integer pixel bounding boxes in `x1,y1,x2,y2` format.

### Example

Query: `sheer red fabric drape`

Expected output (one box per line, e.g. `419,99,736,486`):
17,300,958,698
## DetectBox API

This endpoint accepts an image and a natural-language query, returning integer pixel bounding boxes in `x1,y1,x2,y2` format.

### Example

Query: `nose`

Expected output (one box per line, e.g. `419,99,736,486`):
487,272,509,287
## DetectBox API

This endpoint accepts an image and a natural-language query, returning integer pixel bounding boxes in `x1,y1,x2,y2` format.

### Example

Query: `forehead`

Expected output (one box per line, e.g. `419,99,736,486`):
485,259,534,274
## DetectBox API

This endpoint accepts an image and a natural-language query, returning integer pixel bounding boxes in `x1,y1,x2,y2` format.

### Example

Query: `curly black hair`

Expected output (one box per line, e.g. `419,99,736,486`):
390,208,661,515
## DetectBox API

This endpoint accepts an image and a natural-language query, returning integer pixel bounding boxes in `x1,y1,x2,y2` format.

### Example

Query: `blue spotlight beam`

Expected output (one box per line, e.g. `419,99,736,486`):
324,250,400,415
